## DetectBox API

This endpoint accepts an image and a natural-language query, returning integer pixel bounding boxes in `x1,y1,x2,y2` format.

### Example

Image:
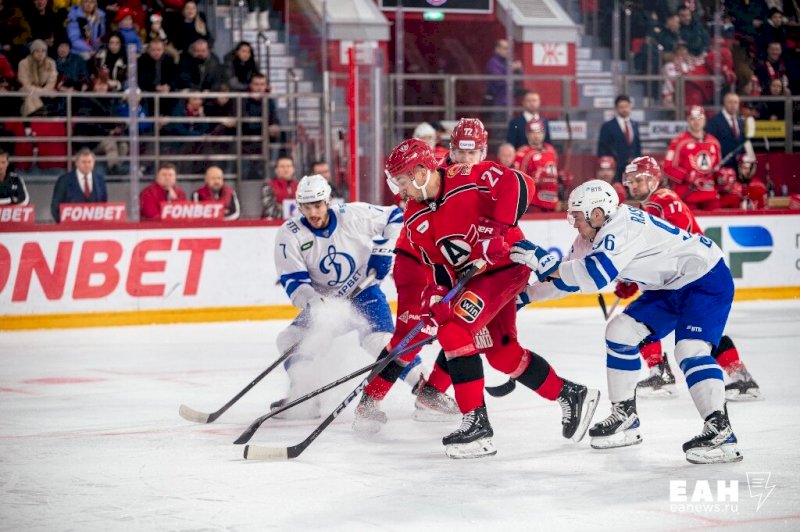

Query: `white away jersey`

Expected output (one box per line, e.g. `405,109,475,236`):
275,202,403,307
529,205,723,301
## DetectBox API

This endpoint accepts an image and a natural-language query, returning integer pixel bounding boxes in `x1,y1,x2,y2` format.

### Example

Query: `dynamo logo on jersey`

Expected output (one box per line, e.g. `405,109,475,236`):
704,225,773,278
319,245,357,286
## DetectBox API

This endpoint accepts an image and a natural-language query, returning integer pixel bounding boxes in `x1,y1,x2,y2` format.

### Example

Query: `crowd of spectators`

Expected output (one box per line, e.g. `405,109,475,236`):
629,0,799,110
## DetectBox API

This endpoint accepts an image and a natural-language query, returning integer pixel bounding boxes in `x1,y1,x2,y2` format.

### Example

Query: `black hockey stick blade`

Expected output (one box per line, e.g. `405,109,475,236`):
485,378,516,397
179,272,376,424
597,293,608,320
240,260,485,459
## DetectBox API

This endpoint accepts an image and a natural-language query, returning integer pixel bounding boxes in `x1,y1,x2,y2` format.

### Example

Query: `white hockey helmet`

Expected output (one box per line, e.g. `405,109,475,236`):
296,174,332,204
567,179,619,225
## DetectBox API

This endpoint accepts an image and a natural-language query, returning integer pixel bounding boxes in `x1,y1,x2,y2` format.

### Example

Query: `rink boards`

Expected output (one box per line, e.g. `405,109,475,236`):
1,213,798,329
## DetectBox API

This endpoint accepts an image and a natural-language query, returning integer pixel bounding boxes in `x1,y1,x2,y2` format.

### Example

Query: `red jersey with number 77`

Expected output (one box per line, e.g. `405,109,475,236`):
402,161,536,287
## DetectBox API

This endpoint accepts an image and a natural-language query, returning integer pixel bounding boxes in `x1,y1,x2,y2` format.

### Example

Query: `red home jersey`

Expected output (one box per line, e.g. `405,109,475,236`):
663,131,722,185
403,161,535,287
639,187,703,235
514,143,559,210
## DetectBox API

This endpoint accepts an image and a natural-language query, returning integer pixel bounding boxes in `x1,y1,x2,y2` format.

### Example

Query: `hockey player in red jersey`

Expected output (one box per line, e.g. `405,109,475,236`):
514,119,560,211
383,137,599,459
619,156,761,400
735,154,768,210
596,156,627,205
353,118,491,433
663,106,723,211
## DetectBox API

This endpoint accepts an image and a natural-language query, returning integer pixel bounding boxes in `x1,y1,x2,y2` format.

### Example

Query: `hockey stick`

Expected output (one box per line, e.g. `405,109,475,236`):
233,335,436,441
598,293,609,320
241,259,486,460
178,272,376,424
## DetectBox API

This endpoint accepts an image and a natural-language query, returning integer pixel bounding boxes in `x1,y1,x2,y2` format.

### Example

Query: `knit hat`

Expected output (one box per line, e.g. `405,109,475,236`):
29,39,48,52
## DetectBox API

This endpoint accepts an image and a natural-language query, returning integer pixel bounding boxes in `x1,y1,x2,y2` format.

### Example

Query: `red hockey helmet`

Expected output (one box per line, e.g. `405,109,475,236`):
385,138,438,194
737,153,757,181
450,118,488,161
687,105,706,120
622,156,661,187
527,119,545,134
717,167,737,191
597,156,617,171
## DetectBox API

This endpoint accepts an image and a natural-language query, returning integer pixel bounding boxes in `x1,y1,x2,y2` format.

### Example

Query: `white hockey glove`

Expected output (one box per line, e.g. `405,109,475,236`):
509,239,560,282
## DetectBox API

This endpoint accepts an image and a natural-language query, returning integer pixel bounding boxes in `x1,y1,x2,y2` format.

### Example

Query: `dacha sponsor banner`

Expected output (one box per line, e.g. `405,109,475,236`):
60,202,126,223
0,205,35,224
161,201,225,221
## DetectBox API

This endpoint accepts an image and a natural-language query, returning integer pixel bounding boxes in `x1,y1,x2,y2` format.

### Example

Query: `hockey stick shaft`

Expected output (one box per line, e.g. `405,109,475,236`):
598,293,609,320
233,335,436,442
179,272,376,424
242,260,485,459
606,296,621,321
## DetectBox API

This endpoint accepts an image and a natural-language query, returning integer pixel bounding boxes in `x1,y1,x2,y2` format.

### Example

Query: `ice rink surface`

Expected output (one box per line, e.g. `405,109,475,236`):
2,300,800,531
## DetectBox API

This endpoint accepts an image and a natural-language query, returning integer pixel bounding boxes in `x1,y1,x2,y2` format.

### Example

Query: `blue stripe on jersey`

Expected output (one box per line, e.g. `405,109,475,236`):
679,355,718,374
387,206,404,225
606,353,642,371
592,252,619,281
585,256,609,290
553,277,579,293
685,366,724,388
280,271,312,297
606,339,641,356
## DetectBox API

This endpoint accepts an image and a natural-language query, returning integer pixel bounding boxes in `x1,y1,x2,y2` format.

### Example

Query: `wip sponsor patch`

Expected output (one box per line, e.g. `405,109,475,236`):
454,291,484,323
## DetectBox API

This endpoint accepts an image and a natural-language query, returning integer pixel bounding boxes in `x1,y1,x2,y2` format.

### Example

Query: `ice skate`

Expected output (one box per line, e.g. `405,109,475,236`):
725,365,762,401
588,397,643,449
683,408,743,464
636,356,677,398
556,379,600,442
412,377,460,422
442,405,496,459
352,393,387,434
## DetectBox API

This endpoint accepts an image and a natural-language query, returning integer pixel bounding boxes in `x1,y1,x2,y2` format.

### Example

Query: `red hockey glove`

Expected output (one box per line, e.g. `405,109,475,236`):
464,217,510,268
614,281,639,299
686,170,715,192
421,284,452,327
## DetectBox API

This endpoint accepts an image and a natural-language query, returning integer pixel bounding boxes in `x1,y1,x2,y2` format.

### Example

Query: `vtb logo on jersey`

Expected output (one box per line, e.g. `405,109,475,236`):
690,151,714,172
455,291,484,323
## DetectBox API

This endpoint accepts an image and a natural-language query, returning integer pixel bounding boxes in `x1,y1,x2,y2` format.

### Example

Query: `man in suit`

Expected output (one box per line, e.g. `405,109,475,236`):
51,149,108,222
705,92,745,170
506,91,551,149
597,94,641,182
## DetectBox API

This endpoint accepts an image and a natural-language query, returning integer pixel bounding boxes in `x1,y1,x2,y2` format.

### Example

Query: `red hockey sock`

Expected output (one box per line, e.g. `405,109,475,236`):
426,362,452,393
534,366,564,401
715,347,743,373
640,340,664,368
364,375,394,401
452,378,485,414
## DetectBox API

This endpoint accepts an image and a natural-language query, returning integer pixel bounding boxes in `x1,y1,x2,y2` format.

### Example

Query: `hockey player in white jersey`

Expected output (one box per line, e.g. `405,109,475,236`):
272,174,424,419
510,179,743,464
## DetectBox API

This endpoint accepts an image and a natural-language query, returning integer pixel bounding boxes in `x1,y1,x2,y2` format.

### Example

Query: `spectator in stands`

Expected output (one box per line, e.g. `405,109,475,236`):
755,42,789,93
758,78,789,121
55,41,91,93
176,38,223,91
66,0,107,60
726,0,768,43
661,42,691,106
310,160,343,199
758,8,787,59
596,155,627,204
0,51,18,116
94,32,128,91
0,0,32,65
137,38,177,109
192,165,240,221
224,41,259,92
74,76,116,155
166,1,213,55
145,12,180,63
261,155,296,220
0,148,29,206
114,7,143,54
25,0,65,49
678,6,709,57
163,94,212,173
140,162,187,221
242,73,281,178
506,91,551,149
243,0,271,30
484,39,522,110
705,92,745,169
112,88,153,171
51,149,108,222
597,94,641,181
496,142,516,168
204,82,237,169
18,40,58,117
635,14,682,75
737,74,762,118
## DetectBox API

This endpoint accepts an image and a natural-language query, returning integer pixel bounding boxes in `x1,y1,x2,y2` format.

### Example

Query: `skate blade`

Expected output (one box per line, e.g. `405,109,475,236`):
637,385,678,399
571,388,600,443
412,407,461,423
445,437,497,459
725,389,764,402
590,428,643,449
686,443,744,464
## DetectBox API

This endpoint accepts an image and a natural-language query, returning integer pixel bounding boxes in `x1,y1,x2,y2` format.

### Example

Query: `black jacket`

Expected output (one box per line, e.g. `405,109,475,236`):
0,170,29,205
